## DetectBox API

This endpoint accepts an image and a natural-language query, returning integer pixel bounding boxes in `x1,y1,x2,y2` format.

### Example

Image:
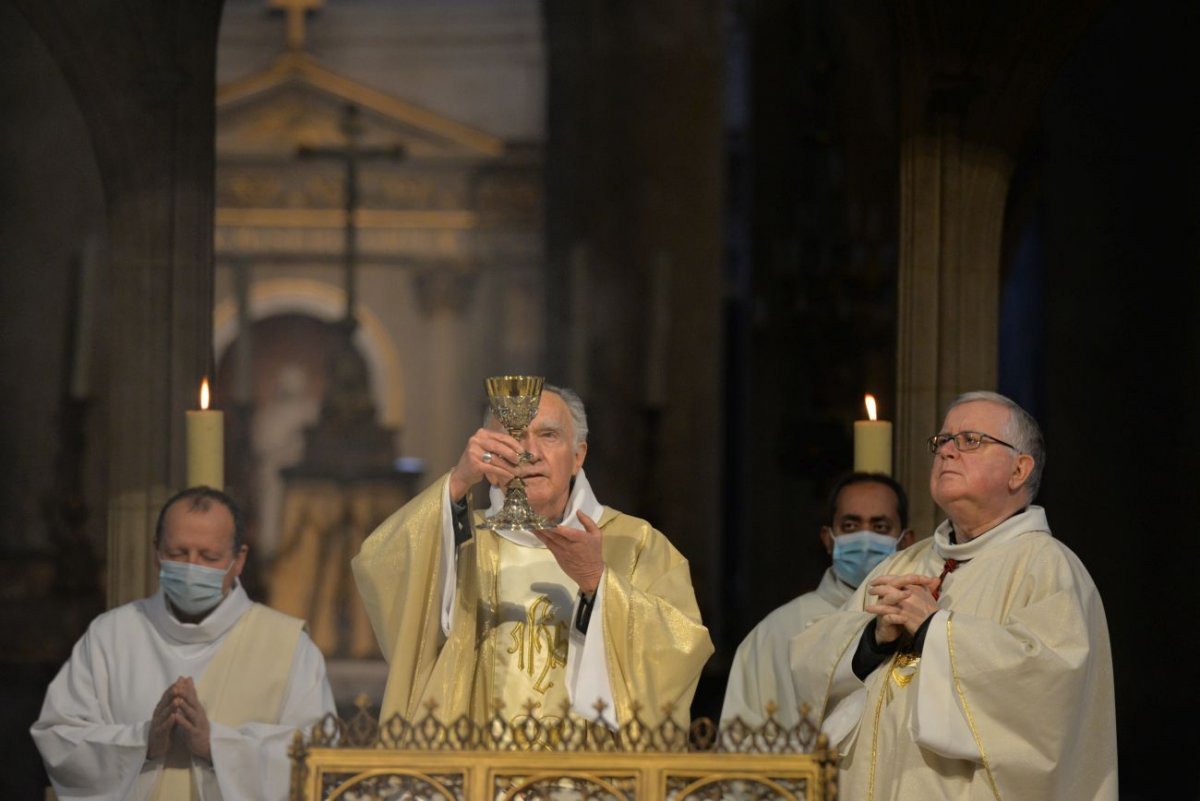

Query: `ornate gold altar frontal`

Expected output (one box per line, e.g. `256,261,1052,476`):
290,698,837,801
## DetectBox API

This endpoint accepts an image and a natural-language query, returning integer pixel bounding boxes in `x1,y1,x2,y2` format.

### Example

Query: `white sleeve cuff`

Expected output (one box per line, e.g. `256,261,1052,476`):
817,636,868,754
439,482,459,638
565,577,618,730
911,610,980,761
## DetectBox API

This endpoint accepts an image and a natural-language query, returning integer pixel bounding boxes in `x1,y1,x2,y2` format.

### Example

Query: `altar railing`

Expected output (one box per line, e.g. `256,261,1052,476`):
289,698,838,801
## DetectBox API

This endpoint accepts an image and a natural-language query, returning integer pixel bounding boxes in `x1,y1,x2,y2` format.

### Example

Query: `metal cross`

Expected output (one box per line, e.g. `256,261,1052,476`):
298,104,404,324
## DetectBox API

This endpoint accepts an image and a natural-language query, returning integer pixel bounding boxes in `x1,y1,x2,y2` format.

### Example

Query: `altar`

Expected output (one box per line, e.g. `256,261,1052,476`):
289,702,837,801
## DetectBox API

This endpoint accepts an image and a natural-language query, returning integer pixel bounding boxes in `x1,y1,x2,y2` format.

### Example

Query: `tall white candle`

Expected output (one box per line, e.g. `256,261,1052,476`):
853,393,893,475
186,378,224,488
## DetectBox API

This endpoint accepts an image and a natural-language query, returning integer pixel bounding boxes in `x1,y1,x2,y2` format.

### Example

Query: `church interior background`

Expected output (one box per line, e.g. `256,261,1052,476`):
1,0,1196,798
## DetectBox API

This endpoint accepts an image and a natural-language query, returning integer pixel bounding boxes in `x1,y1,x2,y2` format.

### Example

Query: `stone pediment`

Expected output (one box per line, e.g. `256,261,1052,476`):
217,52,504,161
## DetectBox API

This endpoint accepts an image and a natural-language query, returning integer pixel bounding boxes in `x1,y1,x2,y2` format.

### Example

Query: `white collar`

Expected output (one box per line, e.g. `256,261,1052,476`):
141,582,251,645
933,505,1051,561
485,468,605,547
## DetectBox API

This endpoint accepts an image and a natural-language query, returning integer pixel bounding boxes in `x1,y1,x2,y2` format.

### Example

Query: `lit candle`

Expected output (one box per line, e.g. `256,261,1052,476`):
853,393,893,475
186,378,224,488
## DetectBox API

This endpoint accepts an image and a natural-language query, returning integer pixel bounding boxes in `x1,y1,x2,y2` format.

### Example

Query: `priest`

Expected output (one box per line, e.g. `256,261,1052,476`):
721,472,913,731
353,384,713,733
789,391,1117,799
32,487,336,801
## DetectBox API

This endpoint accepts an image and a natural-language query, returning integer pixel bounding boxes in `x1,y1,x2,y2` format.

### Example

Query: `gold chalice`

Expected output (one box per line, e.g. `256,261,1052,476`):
478,375,550,532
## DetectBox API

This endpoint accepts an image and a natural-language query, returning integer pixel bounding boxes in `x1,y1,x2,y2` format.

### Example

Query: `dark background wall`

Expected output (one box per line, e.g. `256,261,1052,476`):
729,0,899,664
0,4,107,798
1006,2,1199,796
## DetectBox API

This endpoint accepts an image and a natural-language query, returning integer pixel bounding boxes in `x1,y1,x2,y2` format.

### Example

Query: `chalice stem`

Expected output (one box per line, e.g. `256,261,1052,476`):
479,375,548,533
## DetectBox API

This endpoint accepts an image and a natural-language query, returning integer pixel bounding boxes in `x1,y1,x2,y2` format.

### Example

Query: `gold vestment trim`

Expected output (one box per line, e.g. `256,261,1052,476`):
890,651,920,688
867,652,893,801
506,595,569,695
948,613,1002,800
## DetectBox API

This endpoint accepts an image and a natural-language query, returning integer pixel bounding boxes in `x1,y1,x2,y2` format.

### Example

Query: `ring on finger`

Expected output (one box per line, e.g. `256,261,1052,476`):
482,451,493,464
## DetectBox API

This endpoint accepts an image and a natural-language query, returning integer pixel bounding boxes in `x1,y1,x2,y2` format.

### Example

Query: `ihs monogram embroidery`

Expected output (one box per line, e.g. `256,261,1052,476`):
507,595,569,694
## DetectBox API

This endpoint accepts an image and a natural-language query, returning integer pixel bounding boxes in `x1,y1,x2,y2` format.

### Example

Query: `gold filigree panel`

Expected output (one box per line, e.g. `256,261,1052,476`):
323,768,465,801
290,703,836,801
294,750,829,801
494,771,637,801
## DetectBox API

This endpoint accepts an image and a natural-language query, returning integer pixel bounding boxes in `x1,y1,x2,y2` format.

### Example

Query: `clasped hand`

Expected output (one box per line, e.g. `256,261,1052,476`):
147,676,211,762
865,573,941,645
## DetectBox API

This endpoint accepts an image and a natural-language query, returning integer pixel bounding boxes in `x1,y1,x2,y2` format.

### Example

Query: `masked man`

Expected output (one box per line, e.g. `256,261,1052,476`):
721,473,913,729
789,391,1117,799
32,487,335,801
353,384,713,733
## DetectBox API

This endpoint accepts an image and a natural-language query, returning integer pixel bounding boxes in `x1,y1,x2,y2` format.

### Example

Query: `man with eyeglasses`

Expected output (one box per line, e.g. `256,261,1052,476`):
789,391,1117,800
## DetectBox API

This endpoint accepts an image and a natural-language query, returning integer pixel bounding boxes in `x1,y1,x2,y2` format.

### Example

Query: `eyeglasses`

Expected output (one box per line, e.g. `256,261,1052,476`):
927,431,1019,454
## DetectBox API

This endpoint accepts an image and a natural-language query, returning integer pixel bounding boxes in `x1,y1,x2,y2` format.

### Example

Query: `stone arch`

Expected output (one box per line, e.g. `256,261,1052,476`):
213,277,405,428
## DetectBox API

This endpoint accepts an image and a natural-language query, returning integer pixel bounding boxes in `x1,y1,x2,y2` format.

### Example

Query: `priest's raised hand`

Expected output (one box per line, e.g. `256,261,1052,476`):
354,383,714,733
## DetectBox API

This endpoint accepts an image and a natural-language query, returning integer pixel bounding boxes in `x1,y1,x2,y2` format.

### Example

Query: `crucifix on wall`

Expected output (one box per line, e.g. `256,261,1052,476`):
266,104,417,662
268,0,324,52
299,104,404,326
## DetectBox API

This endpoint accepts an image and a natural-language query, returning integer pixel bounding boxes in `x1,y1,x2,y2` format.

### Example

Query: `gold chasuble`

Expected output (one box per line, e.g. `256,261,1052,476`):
153,605,304,800
492,540,575,719
353,471,713,734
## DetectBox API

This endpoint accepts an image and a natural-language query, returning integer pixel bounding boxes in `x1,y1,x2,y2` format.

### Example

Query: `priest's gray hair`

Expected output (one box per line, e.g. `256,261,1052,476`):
947,390,1046,500
544,384,589,448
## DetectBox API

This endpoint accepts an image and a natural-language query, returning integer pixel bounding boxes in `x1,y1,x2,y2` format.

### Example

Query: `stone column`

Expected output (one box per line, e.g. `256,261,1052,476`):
543,1,723,637
413,266,477,468
894,96,1013,533
12,0,224,606
894,0,1106,533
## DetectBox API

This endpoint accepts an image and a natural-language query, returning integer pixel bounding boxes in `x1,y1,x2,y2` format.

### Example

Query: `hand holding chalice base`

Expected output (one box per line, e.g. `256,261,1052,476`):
478,375,550,532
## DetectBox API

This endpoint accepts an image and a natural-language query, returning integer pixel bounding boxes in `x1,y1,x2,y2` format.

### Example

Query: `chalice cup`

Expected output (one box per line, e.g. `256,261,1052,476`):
478,375,550,532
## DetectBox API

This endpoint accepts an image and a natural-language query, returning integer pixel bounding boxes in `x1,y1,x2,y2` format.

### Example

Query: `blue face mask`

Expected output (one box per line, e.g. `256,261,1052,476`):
831,530,899,587
159,560,231,616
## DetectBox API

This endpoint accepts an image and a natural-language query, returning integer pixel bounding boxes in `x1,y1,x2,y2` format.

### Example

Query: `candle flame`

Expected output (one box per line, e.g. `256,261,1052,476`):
865,393,878,421
200,378,211,411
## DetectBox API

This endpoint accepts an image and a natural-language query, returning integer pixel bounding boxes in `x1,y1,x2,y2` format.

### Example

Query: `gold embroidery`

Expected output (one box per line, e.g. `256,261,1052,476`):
867,655,893,801
870,649,919,800
947,614,1002,800
891,651,921,688
506,595,569,695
